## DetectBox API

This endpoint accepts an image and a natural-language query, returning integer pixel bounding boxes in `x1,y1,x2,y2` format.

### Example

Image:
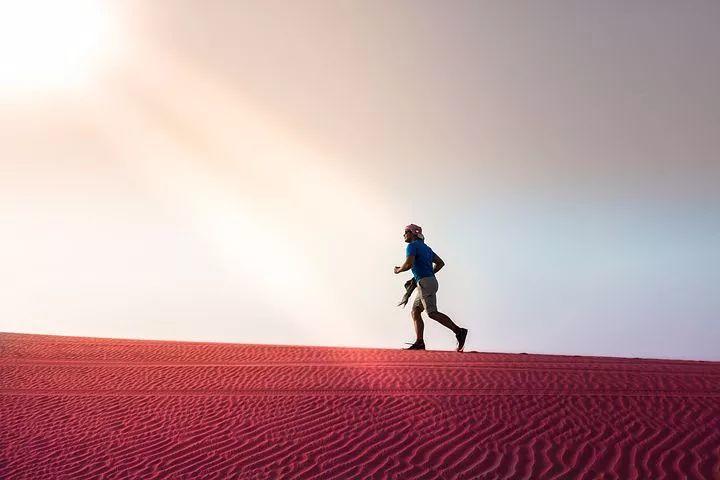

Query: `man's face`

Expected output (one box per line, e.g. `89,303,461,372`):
403,229,414,243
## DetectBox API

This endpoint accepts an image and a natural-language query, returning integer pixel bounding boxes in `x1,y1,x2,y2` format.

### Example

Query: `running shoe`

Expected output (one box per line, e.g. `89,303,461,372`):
456,328,468,352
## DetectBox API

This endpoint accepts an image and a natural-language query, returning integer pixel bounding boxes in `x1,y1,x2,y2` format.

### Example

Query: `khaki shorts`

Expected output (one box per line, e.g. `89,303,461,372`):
412,276,439,314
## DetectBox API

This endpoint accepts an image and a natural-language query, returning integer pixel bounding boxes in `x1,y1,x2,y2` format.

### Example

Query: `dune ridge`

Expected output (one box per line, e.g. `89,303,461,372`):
1,332,719,479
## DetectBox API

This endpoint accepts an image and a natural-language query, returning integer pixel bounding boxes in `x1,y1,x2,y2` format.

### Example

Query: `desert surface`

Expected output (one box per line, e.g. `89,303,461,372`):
1,332,719,479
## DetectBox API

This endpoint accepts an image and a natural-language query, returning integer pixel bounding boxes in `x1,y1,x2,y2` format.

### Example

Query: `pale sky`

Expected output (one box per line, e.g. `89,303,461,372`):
1,1,718,360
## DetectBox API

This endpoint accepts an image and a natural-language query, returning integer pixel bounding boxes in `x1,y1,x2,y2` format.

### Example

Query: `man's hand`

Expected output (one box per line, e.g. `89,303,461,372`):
394,255,414,274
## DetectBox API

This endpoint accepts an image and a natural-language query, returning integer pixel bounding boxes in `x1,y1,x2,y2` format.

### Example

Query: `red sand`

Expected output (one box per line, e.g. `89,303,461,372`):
1,333,719,479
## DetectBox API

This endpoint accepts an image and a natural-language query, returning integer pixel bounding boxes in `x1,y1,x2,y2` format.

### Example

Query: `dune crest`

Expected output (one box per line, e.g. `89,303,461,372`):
1,332,719,479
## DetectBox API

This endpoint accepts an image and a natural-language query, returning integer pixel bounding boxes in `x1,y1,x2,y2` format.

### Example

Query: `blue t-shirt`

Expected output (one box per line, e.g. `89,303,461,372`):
406,240,435,281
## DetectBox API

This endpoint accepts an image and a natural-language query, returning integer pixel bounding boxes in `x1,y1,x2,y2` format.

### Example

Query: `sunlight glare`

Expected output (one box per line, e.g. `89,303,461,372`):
0,0,114,94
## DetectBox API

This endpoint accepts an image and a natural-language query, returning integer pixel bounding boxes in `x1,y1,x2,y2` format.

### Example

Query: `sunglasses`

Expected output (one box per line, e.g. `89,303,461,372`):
404,230,412,234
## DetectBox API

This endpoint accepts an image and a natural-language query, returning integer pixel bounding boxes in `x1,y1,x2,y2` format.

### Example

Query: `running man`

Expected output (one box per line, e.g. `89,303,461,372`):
394,224,468,351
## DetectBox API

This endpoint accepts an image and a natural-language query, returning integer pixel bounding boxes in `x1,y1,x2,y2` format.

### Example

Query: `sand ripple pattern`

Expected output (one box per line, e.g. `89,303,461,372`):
1,333,719,479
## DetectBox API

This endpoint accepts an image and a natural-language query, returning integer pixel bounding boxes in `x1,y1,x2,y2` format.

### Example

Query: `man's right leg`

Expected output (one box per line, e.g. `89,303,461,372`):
411,307,424,343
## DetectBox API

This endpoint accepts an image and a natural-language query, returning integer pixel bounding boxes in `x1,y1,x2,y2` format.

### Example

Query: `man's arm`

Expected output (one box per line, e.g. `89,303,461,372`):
432,253,445,274
394,255,415,274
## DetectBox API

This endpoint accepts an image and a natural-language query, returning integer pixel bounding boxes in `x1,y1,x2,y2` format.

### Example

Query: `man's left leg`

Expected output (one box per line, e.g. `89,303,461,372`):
421,277,459,333
422,277,468,352
429,311,468,351
428,311,460,334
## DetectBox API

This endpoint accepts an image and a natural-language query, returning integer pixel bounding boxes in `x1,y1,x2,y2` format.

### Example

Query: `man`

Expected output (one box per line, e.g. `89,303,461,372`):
394,224,468,351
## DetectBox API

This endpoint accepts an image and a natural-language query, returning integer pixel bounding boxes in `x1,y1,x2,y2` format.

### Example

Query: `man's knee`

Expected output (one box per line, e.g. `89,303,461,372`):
411,307,424,318
427,310,441,319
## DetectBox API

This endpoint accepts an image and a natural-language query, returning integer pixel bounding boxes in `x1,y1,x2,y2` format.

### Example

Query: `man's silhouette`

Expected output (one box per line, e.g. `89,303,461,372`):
394,224,468,351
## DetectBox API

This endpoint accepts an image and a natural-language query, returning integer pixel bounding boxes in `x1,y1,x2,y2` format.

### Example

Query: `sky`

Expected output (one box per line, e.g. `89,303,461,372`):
1,1,718,360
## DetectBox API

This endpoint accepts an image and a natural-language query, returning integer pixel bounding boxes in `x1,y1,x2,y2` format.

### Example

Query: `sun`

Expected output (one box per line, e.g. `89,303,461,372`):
0,0,115,94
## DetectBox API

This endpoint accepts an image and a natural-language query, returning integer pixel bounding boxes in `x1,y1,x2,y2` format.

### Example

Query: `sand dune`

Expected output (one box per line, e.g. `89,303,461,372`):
1,333,719,479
